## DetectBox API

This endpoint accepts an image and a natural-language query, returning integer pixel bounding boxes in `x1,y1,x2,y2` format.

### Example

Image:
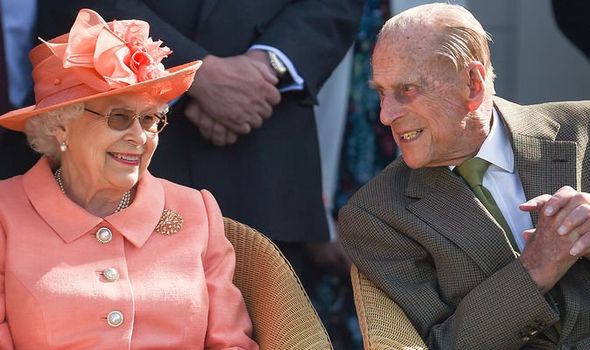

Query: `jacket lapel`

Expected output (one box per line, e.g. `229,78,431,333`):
406,167,518,276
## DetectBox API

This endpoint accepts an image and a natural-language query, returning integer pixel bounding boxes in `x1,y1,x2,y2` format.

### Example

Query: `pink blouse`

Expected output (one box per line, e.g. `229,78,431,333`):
0,158,258,350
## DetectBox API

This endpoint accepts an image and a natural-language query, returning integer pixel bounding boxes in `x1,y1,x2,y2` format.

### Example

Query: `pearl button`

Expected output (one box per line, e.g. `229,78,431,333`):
106,310,124,327
96,227,112,244
102,268,120,282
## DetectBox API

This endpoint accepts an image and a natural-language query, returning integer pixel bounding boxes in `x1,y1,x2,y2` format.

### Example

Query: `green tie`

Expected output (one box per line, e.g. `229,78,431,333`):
457,158,563,336
455,158,519,251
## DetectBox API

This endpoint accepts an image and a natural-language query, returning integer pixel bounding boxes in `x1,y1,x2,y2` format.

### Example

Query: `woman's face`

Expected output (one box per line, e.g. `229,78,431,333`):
59,93,165,193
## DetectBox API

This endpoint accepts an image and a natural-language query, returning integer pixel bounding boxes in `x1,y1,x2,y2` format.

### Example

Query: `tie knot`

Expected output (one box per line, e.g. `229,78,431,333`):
455,157,490,188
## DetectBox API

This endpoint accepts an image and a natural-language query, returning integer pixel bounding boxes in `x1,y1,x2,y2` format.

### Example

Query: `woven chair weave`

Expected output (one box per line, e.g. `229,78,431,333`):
351,264,427,350
224,217,333,350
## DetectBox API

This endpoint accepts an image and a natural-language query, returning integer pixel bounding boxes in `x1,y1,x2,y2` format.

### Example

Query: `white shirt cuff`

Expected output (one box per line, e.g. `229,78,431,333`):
249,44,304,92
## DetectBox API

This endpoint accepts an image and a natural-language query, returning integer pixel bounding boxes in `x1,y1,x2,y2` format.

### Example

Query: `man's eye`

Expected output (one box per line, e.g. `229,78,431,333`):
402,85,417,93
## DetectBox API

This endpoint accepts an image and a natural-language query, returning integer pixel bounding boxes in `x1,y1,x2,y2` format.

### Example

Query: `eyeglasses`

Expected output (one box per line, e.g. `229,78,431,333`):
84,108,169,134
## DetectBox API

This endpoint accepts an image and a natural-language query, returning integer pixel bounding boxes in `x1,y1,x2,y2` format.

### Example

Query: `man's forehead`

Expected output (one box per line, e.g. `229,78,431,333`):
372,45,427,83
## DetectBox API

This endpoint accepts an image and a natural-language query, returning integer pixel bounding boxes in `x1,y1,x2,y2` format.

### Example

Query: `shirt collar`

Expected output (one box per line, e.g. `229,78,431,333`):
476,108,514,173
23,157,165,248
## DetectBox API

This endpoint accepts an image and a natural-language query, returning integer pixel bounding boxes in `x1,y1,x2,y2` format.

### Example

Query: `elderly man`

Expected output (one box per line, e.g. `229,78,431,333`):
339,3,590,349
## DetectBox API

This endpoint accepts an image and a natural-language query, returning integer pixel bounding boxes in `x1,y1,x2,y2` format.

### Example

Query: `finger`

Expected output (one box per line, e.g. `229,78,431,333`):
184,100,201,126
219,119,251,134
226,122,251,135
557,203,590,236
549,194,590,235
210,122,228,146
256,100,273,119
570,231,590,256
198,115,214,140
249,114,264,129
520,194,552,212
226,130,238,145
542,185,578,216
522,228,536,244
265,85,281,106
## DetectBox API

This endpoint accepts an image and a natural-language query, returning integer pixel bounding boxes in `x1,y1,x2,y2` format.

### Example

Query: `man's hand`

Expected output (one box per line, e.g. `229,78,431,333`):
187,54,281,134
519,186,590,293
306,239,352,278
521,186,590,258
185,100,238,146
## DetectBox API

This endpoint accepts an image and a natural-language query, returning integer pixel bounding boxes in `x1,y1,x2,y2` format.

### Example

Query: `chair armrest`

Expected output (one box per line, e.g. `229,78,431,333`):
350,264,427,350
224,217,333,350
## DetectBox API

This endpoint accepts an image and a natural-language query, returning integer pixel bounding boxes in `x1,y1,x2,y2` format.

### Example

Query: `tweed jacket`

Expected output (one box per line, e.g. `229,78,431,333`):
339,97,590,350
0,158,257,349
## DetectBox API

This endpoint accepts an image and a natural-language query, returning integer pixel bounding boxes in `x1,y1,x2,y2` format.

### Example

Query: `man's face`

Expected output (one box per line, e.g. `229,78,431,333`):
372,33,488,169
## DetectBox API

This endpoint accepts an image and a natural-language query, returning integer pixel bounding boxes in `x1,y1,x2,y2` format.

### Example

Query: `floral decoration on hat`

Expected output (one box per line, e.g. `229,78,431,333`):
42,9,172,92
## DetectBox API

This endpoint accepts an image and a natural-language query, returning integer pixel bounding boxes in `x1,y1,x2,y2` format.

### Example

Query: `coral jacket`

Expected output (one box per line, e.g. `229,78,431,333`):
0,157,258,350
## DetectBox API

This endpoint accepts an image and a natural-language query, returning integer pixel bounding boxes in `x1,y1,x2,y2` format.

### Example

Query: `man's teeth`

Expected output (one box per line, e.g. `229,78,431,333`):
401,129,423,140
111,153,139,161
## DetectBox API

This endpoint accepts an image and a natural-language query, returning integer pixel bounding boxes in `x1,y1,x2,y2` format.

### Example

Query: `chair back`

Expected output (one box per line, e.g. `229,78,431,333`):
350,264,427,350
224,217,333,350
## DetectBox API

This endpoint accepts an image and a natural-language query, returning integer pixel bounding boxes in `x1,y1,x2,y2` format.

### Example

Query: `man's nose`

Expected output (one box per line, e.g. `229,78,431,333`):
379,96,405,126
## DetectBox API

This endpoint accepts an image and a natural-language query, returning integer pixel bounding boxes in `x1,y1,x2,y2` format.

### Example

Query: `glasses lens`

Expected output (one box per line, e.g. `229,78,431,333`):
102,109,167,133
139,113,166,133
108,112,135,131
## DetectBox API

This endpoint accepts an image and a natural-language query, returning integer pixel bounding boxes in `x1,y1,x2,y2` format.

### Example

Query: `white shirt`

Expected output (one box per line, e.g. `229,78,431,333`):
453,109,533,251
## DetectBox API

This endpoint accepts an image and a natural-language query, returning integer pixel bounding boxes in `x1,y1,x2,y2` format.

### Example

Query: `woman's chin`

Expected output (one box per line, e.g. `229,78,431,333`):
109,172,141,191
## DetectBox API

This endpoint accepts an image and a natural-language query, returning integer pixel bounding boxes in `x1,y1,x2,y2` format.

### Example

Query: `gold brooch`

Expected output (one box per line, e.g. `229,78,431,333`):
155,209,183,235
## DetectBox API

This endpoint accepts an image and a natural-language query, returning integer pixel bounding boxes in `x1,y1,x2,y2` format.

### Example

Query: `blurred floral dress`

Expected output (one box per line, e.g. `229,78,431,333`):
308,1,394,349
335,0,397,213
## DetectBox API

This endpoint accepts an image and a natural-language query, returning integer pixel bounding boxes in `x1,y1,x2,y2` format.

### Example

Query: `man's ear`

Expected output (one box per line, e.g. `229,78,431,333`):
465,61,486,112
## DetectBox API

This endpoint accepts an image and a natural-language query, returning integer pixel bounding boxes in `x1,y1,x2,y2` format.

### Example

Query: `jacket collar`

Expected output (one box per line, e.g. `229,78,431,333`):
23,157,165,248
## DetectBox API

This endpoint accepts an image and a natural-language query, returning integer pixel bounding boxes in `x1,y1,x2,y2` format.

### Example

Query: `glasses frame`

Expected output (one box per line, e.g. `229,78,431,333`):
84,107,169,134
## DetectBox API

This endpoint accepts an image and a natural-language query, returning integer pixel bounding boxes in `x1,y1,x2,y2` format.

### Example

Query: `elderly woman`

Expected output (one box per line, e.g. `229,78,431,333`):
0,9,258,350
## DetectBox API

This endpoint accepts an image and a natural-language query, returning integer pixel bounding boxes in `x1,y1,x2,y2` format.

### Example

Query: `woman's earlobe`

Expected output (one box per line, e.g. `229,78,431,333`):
52,125,68,146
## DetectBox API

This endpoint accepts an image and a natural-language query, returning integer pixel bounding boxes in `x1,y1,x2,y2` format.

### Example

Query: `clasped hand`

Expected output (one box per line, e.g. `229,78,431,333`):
184,52,281,146
519,186,590,293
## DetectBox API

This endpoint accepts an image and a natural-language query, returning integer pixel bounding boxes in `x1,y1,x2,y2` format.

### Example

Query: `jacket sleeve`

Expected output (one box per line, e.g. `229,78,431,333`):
201,190,258,350
252,0,363,102
338,203,560,350
0,225,14,349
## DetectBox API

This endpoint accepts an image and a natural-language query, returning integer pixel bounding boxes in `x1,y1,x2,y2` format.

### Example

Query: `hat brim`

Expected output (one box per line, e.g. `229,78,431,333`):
0,60,202,131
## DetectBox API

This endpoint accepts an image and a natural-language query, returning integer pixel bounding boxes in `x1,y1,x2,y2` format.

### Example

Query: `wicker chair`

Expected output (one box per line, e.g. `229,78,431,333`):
350,264,427,350
223,217,333,349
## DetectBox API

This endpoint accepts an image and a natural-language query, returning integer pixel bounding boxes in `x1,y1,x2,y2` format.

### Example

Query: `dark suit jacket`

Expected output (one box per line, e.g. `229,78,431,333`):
339,97,590,349
37,0,362,242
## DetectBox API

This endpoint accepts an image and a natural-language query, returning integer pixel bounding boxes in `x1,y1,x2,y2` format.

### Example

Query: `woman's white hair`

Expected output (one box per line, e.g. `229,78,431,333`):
24,103,85,162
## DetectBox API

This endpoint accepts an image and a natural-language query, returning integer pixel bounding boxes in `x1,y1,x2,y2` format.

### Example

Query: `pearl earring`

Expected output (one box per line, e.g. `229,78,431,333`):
60,142,67,152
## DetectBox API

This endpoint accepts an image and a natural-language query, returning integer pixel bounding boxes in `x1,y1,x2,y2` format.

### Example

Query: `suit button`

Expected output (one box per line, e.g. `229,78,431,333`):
96,227,113,244
521,336,531,342
106,310,124,327
102,268,120,282
529,329,539,336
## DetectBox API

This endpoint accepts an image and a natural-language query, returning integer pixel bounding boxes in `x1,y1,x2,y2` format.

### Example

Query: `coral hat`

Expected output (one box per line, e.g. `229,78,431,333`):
0,9,201,131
